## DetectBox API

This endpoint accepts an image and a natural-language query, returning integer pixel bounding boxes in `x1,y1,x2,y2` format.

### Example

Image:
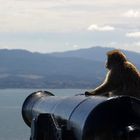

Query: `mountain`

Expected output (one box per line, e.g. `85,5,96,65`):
51,47,111,62
50,47,140,66
0,47,140,88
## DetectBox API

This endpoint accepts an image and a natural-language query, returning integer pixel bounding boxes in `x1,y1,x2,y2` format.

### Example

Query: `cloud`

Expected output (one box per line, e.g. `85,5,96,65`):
133,42,140,46
126,32,140,38
0,0,140,32
73,44,79,49
87,24,115,32
123,9,140,18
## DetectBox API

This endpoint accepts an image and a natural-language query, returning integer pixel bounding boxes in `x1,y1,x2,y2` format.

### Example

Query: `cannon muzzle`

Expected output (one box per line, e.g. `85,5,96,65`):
22,91,140,140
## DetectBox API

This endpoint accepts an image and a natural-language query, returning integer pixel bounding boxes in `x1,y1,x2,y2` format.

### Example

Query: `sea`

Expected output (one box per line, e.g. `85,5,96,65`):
0,89,86,140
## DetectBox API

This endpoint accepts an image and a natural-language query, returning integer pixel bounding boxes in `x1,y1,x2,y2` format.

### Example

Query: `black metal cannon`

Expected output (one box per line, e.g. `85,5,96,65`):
22,91,140,140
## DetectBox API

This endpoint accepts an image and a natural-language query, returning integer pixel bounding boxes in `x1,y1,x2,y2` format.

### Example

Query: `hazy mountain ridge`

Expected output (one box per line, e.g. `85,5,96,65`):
50,47,111,62
0,47,140,88
50,47,140,65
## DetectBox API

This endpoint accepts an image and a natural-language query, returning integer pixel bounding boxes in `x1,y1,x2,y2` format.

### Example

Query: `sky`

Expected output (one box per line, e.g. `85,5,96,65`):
0,0,140,53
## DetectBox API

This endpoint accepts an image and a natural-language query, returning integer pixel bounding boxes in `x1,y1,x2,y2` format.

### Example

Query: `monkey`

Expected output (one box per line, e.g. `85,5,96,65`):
85,49,140,98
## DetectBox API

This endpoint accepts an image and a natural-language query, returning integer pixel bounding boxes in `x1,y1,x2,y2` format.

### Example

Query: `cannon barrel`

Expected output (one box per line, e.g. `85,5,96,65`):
22,91,140,140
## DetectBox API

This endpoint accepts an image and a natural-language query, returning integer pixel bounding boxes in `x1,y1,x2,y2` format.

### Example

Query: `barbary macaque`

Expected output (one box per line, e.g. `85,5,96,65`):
85,50,140,98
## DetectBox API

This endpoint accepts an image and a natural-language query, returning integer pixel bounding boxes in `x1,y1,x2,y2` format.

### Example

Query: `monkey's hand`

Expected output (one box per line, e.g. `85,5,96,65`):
85,91,93,96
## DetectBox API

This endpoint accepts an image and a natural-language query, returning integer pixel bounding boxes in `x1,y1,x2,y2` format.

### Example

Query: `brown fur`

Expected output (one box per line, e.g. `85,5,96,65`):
85,50,140,98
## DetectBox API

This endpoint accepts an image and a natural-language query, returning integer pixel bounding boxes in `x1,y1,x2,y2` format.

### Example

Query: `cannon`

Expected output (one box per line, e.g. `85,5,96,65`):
22,91,140,140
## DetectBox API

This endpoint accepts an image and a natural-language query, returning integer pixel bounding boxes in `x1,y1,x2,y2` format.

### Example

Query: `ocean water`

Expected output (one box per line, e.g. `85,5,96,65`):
0,89,85,140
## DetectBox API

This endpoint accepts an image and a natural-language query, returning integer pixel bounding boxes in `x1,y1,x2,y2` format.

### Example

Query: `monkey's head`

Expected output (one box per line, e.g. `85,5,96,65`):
106,50,127,69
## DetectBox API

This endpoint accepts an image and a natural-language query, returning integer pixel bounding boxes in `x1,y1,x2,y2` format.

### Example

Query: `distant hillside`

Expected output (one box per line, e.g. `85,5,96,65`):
0,48,105,88
50,47,140,66
51,47,111,62
0,47,140,88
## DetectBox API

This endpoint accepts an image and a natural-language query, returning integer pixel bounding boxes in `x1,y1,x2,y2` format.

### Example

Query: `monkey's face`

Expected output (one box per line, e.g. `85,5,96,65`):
106,50,127,70
106,56,112,70
106,55,120,70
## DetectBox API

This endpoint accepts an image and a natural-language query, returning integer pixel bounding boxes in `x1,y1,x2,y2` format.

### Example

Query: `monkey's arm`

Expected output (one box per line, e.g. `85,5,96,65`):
89,82,113,95
85,71,118,96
